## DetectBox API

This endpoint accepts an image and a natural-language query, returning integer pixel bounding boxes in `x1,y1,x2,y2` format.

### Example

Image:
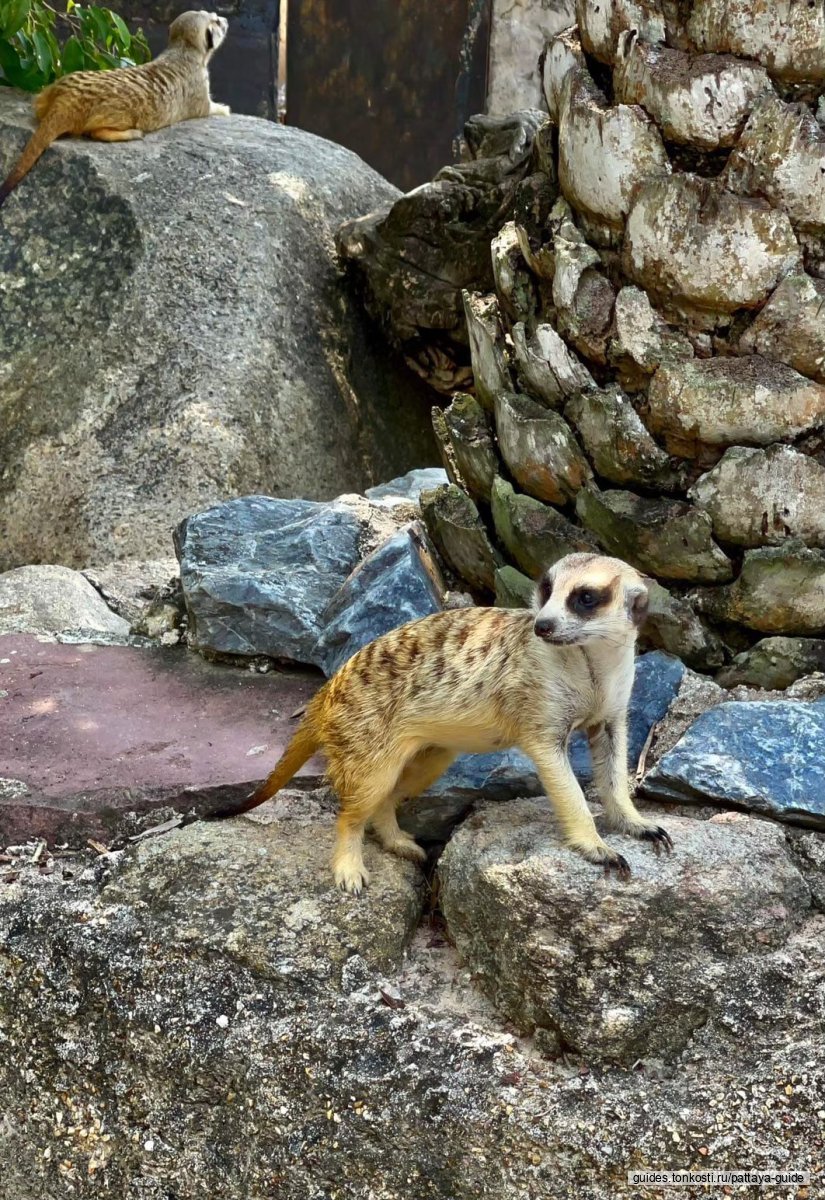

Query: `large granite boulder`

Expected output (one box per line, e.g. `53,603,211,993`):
0,91,435,570
0,565,129,638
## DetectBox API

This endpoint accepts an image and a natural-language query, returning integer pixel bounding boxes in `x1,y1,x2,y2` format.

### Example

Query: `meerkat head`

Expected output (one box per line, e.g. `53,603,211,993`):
169,11,229,60
532,553,649,648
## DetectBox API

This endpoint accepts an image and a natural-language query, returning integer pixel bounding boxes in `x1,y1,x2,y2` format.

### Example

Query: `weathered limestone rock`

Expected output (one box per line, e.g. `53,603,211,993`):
645,356,825,458
314,526,445,677
565,385,688,492
576,488,733,583
438,393,499,502
541,25,589,123
686,0,825,85
494,565,535,609
642,700,825,828
511,322,595,407
175,496,363,667
717,637,825,690
613,34,770,150
575,0,666,65
487,0,576,115
337,110,545,393
641,579,726,670
0,92,435,568
556,59,670,233
551,209,617,361
0,565,129,638
463,291,513,411
693,544,825,636
512,169,560,277
494,392,592,506
491,477,599,577
439,799,811,1061
420,484,502,593
689,445,825,548
491,221,537,323
608,285,693,387
740,274,825,382
623,175,800,321
723,95,825,234
80,558,179,629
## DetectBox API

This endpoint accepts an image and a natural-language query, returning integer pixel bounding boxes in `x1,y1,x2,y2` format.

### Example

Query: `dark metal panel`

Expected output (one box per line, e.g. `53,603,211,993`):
285,0,491,191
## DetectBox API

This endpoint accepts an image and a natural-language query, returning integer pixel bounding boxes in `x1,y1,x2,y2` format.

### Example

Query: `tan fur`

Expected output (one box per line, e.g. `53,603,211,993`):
0,10,230,207
214,553,673,894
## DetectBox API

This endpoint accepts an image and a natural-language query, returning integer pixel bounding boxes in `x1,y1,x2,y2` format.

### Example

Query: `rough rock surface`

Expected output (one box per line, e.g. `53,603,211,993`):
645,355,825,458
689,445,825,548
0,565,129,638
640,579,725,671
717,637,825,690
565,386,687,491
437,393,499,501
440,799,812,1061
512,320,595,405
315,526,444,677
642,700,825,828
176,496,364,667
494,391,592,505
739,273,825,382
487,0,576,115
364,468,449,508
685,0,825,83
0,92,436,569
420,485,503,594
694,544,825,635
576,488,733,583
491,477,599,578
3,793,824,1198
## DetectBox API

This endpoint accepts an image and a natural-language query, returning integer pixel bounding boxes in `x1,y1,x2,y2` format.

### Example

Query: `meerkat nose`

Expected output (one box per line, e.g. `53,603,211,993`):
534,616,557,640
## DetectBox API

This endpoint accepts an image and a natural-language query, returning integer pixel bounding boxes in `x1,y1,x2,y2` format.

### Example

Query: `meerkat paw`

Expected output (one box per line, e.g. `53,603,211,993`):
574,841,632,882
333,859,370,896
382,834,427,864
210,102,231,116
632,823,674,855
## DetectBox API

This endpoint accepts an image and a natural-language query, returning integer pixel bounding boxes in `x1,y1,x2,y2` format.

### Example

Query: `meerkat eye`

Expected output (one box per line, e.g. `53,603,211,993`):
579,589,597,608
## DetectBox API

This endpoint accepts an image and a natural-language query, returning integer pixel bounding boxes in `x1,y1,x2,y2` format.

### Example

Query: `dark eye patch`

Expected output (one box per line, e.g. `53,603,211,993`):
536,574,553,607
567,584,612,617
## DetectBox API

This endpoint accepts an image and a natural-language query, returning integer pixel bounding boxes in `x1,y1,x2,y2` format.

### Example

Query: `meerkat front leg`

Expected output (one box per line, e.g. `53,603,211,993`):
522,738,631,879
89,128,144,141
588,717,673,853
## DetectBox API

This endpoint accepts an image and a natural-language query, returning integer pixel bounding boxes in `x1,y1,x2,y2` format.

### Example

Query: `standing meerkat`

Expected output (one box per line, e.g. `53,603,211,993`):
0,10,230,208
214,552,673,894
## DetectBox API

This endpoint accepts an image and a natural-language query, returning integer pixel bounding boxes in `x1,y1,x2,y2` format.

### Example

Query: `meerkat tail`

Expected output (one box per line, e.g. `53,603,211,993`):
0,107,74,208
209,716,320,820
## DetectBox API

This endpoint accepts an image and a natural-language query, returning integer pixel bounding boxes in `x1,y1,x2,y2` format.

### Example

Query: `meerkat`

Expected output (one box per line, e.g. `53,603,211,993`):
0,10,230,208
213,552,673,895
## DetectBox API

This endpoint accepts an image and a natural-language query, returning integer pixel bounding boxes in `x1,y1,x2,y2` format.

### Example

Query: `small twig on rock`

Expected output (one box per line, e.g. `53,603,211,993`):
30,840,46,865
128,815,184,842
87,840,110,856
635,722,658,784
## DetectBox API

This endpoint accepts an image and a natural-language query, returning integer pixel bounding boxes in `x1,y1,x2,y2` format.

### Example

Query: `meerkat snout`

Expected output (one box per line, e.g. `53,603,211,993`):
533,553,649,646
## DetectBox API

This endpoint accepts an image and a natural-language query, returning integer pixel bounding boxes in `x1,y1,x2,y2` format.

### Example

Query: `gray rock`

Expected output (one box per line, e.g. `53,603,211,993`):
494,565,535,609
623,175,800,323
491,476,599,578
565,385,688,492
607,285,693,387
717,637,825,690
315,525,444,677
640,579,726,671
613,35,770,150
575,0,666,65
739,273,825,383
550,203,617,360
0,565,129,638
364,468,449,508
490,220,537,323
641,699,825,828
420,484,502,594
511,321,595,407
646,355,825,458
439,392,500,502
81,558,179,628
693,544,825,635
439,799,811,1062
463,290,513,411
576,487,734,583
175,495,363,666
0,92,435,569
494,391,592,506
689,445,825,548
686,0,825,83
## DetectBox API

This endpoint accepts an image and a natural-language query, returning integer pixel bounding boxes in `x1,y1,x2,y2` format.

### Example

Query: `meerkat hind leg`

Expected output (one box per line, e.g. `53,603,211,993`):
372,746,457,864
330,758,409,895
588,721,673,854
89,128,144,142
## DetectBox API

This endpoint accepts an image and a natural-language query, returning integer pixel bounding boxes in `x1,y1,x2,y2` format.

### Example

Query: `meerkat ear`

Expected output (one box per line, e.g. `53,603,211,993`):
206,25,215,50
626,578,651,627
534,572,553,612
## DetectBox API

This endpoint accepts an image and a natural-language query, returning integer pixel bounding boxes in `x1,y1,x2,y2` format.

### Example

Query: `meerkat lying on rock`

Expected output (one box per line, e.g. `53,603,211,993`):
213,552,673,893
0,10,230,208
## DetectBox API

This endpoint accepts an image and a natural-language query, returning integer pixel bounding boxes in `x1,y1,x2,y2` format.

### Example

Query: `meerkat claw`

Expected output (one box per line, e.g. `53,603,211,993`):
638,826,674,854
602,853,631,881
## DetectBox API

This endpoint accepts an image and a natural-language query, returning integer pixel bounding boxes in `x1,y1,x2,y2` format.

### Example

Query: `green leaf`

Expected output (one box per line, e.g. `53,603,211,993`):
0,37,38,88
0,0,30,40
88,7,112,46
60,33,85,73
108,11,130,48
31,27,53,74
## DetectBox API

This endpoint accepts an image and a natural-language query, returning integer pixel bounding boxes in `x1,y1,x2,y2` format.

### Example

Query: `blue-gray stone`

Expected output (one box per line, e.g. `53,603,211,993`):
640,699,825,829
365,468,449,507
428,650,686,801
175,496,363,666
315,527,443,677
